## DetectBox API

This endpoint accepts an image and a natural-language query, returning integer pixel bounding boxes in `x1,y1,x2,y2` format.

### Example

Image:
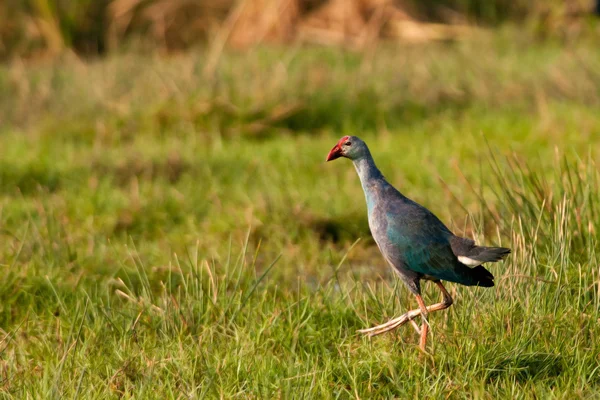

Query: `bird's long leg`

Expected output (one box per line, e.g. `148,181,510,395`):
415,295,429,352
358,281,453,338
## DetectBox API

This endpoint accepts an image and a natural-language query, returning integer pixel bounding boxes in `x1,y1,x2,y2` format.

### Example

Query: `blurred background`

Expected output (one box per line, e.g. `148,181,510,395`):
2,1,600,397
0,0,597,59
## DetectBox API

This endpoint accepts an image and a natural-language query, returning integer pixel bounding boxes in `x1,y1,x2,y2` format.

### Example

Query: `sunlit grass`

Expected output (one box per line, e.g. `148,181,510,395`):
1,35,600,397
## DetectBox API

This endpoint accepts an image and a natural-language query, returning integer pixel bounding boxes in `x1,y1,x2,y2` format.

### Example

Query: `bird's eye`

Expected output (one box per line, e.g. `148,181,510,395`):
344,141,351,146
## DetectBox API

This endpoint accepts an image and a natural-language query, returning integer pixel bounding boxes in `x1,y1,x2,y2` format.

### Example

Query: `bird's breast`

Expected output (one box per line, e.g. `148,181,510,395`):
367,206,393,253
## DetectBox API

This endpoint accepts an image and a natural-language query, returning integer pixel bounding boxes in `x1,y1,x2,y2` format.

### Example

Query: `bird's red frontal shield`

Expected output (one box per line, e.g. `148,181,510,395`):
326,136,350,161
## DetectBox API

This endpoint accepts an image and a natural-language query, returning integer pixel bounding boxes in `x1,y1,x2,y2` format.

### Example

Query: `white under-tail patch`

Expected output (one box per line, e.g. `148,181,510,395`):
458,256,482,267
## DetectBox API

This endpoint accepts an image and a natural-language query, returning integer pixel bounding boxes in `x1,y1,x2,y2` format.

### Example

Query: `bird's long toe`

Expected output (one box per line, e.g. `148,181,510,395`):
409,319,422,334
357,308,423,336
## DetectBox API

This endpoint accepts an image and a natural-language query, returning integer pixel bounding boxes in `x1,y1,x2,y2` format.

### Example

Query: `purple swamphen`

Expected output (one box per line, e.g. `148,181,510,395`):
326,136,510,352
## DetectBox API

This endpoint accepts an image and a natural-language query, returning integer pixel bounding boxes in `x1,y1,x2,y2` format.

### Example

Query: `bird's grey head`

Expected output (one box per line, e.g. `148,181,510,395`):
326,136,368,162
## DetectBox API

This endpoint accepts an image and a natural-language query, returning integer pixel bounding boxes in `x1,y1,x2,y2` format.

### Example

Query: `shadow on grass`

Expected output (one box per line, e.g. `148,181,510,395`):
91,154,191,187
0,162,64,195
308,216,371,244
486,353,565,383
251,96,471,138
142,90,472,141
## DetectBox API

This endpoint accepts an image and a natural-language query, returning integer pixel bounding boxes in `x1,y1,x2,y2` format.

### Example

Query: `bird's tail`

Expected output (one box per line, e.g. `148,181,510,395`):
469,265,495,287
470,246,511,263
464,246,509,287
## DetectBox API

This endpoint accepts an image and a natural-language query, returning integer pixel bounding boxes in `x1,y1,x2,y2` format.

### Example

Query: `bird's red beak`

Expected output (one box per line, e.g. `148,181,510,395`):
326,144,343,161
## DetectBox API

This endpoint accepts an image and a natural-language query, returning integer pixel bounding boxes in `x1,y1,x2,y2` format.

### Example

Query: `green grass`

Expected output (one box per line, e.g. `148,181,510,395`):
1,33,600,397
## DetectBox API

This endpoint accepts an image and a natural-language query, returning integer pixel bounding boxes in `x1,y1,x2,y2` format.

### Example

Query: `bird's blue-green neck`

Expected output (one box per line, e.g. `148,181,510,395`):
352,152,386,211
352,151,383,183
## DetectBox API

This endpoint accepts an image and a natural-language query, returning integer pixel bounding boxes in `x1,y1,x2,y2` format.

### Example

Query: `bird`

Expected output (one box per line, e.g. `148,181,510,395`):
326,135,510,352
